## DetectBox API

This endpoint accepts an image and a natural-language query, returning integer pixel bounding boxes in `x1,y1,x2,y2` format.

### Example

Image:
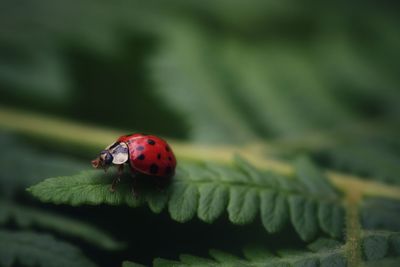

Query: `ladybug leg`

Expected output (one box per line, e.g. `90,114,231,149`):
110,176,121,192
130,172,140,198
154,176,171,192
109,165,124,192
154,179,165,192
109,178,118,192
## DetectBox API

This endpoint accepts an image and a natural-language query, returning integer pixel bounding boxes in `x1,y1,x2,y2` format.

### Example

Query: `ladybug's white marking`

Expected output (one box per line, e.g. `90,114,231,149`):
109,142,129,164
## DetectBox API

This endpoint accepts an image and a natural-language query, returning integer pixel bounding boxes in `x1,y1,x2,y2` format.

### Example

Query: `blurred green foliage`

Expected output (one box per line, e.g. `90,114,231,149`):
1,0,399,183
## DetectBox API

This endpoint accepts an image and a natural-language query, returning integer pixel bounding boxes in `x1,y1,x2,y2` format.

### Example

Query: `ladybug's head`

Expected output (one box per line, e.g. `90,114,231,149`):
91,142,129,170
91,150,113,169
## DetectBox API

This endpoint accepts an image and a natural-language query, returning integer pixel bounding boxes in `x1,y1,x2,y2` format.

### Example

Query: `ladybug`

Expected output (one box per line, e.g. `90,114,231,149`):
91,133,176,193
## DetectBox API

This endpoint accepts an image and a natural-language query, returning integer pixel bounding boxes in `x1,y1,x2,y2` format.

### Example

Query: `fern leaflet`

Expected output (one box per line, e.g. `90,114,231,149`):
28,156,344,241
123,232,400,267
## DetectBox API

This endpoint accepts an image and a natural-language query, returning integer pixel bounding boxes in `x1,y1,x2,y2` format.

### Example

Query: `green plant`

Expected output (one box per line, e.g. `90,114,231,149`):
0,1,399,266
0,106,399,266
28,157,345,241
0,230,97,267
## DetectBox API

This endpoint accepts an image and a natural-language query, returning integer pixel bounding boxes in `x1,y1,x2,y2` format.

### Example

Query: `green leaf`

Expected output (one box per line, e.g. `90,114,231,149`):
318,202,344,239
124,232,400,266
146,190,169,214
221,42,353,138
151,19,400,185
228,187,258,224
0,201,123,250
0,230,97,267
125,238,346,267
151,21,259,143
168,182,199,223
209,249,249,266
361,197,400,232
363,233,389,261
197,183,228,223
152,258,184,267
122,261,147,267
28,157,344,241
260,191,289,233
318,134,400,186
294,157,338,199
306,238,342,252
361,231,400,261
363,258,400,267
27,169,142,207
179,254,218,265
293,157,344,239
288,195,319,241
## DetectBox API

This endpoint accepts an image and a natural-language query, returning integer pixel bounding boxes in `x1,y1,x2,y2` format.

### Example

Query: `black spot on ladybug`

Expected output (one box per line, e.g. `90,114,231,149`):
168,156,172,161
165,146,170,152
147,139,156,145
137,154,145,160
165,166,172,175
137,146,145,151
150,164,159,174
157,153,161,160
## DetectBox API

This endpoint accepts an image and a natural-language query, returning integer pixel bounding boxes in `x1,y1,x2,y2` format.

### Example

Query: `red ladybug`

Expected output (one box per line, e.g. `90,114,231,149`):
91,133,176,192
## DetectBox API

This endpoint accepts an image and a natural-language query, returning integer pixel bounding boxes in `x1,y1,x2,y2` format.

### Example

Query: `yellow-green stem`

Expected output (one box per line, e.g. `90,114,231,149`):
0,105,399,200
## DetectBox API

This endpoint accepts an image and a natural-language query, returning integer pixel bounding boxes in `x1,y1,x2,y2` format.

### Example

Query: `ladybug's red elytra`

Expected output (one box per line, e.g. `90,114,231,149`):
91,133,176,193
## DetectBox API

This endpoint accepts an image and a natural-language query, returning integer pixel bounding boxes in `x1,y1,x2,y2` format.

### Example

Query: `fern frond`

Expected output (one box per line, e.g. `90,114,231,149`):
28,156,344,241
361,197,400,234
364,257,400,267
151,21,259,143
0,201,122,250
123,231,400,267
0,230,97,267
125,238,344,267
122,261,146,267
150,20,400,183
271,125,400,186
219,41,354,138
361,231,400,261
319,138,400,185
